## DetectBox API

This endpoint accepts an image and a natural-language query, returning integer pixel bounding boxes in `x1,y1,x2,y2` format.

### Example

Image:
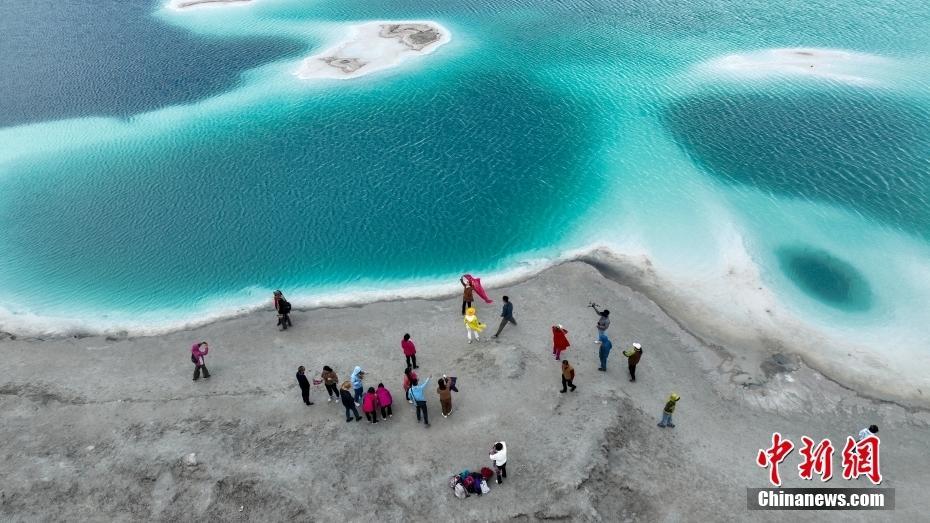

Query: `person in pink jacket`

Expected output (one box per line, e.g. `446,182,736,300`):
401,333,418,369
377,383,393,419
403,367,418,404
191,341,210,381
362,387,380,424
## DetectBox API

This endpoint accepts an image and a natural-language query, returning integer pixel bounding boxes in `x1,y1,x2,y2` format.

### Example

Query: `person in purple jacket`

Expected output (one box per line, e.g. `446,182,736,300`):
191,341,210,381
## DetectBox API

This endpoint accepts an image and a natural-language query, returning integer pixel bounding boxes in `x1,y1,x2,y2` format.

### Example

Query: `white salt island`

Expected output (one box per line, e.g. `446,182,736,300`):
295,22,451,80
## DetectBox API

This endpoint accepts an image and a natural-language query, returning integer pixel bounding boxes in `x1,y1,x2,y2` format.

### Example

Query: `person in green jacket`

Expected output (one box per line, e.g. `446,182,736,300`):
658,393,680,428
622,342,643,382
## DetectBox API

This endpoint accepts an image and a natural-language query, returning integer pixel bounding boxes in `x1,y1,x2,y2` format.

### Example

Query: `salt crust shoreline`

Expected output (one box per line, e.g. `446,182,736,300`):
294,21,452,80
1,260,928,520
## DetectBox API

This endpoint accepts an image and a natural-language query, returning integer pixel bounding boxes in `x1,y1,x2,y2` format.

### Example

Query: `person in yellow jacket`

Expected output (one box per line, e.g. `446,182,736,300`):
463,307,486,343
658,393,680,428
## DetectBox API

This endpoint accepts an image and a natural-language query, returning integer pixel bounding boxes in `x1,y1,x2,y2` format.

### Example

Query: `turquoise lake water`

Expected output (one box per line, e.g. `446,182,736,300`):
1,0,929,343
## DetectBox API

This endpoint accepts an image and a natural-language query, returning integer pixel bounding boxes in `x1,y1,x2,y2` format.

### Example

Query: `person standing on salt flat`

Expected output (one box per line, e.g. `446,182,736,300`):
591,303,610,335
339,381,362,423
402,367,418,404
377,383,393,419
464,307,486,343
623,343,643,382
409,376,432,427
491,295,517,339
296,366,314,406
551,324,570,360
489,441,508,485
321,366,339,402
191,341,210,381
463,274,493,304
401,333,418,369
658,393,680,428
594,333,612,371
273,290,292,330
437,377,453,418
560,360,577,393
460,277,474,316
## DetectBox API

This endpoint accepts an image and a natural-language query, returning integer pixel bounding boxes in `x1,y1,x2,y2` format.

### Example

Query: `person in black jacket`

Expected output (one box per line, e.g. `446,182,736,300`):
296,366,314,406
274,290,293,330
340,381,362,422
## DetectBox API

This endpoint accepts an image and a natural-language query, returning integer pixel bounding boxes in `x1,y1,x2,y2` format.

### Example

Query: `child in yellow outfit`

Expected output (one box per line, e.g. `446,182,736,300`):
463,307,486,343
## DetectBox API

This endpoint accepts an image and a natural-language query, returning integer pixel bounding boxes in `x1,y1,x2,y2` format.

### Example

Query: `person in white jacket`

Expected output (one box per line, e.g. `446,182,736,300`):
489,441,507,484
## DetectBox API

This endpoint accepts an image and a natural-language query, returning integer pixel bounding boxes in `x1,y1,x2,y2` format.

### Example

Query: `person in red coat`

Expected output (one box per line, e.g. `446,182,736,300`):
362,387,380,424
401,333,418,369
551,325,570,360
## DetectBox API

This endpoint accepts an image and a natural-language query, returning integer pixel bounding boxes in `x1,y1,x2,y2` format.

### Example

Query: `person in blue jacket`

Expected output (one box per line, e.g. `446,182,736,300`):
409,375,432,427
351,366,366,405
595,333,612,371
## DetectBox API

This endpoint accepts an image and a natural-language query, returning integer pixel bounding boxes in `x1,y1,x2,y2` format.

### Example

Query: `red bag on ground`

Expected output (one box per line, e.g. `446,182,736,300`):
480,467,494,480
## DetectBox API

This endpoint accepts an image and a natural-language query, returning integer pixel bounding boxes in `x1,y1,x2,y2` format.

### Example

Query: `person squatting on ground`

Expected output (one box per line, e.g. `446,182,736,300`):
437,378,453,417
460,276,474,315
658,393,680,428
492,296,517,338
351,366,366,405
402,333,418,369
464,307,486,343
191,341,210,381
321,366,339,401
296,366,314,405
340,381,362,422
363,387,380,423
552,324,570,360
410,376,431,426
560,360,577,393
595,333,612,371
592,304,610,335
377,383,393,419
403,367,418,404
858,424,879,441
273,290,292,330
623,342,643,382
489,441,507,484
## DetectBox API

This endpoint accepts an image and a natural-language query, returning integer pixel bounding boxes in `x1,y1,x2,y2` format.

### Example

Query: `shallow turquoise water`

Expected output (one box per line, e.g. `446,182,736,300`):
1,0,929,336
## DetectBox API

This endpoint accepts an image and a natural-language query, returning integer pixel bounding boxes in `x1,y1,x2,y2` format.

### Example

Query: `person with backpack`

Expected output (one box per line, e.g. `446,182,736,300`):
377,383,393,419
437,377,453,418
489,441,507,484
403,367,418,404
409,376,431,427
362,387,380,423
622,342,643,382
595,332,613,371
464,307,486,344
273,290,292,330
401,333,418,369
491,296,517,338
560,360,576,393
339,381,362,422
321,366,339,401
658,393,680,428
296,366,314,405
191,341,210,381
350,366,366,405
552,324,570,360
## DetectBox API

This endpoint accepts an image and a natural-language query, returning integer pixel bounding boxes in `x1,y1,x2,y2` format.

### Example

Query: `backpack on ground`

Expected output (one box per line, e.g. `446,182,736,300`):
448,476,459,489
480,479,490,494
462,475,475,492
454,483,468,499
480,467,494,480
